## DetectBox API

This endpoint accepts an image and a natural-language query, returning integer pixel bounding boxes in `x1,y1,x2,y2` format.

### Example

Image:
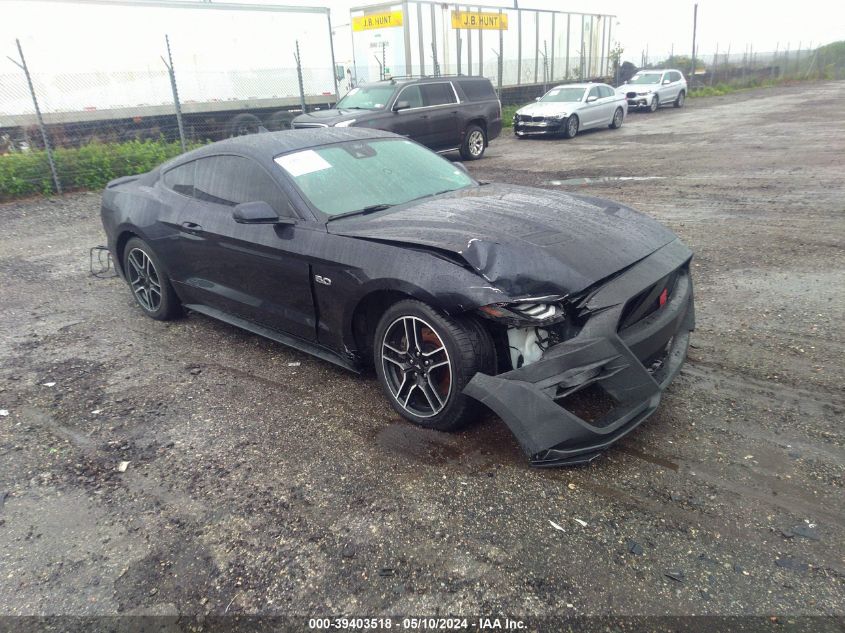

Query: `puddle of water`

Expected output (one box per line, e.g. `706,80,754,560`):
545,176,666,186
374,422,465,465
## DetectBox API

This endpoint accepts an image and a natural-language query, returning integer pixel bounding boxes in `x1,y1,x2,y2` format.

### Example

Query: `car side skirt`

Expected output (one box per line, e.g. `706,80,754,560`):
183,303,359,373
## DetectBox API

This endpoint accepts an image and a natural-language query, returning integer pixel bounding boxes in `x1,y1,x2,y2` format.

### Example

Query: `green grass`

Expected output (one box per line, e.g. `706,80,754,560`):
0,138,201,202
501,104,519,128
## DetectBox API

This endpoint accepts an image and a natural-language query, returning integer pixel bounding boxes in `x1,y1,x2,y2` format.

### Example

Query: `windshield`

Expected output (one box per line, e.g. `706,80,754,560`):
335,85,396,110
538,87,586,102
274,139,474,217
629,73,663,85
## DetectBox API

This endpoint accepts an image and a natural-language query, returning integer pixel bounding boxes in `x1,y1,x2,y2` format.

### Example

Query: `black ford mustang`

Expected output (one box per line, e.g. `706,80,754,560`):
101,128,695,466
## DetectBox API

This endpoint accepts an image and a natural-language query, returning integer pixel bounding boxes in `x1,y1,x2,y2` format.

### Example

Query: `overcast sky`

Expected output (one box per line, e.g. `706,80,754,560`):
321,0,844,59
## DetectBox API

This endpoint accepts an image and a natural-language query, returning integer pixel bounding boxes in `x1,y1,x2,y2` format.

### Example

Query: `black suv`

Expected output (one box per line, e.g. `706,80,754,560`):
292,76,501,160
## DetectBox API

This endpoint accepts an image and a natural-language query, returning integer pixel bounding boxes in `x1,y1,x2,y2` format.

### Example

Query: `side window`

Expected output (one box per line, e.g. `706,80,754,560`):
588,86,602,100
421,83,457,107
397,85,423,108
599,85,613,98
163,161,195,197
674,71,684,82
458,79,496,101
192,156,293,216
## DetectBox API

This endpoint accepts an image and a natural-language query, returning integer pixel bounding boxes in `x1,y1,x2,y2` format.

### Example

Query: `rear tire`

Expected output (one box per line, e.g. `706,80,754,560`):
674,90,686,108
227,113,262,137
562,114,579,139
264,110,294,131
123,237,181,321
648,95,659,112
373,299,493,431
460,124,486,160
609,107,624,129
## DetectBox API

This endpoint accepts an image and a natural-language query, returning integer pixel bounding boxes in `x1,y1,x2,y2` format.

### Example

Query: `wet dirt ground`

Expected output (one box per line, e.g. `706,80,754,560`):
1,81,843,620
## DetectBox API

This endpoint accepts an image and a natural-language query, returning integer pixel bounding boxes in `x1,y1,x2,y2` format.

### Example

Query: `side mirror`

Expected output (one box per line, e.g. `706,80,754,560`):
663,79,671,85
586,95,598,103
232,201,294,225
392,100,410,112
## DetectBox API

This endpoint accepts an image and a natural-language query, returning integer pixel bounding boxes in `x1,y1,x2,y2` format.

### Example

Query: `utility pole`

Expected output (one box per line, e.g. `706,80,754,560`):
690,3,698,85
8,39,61,193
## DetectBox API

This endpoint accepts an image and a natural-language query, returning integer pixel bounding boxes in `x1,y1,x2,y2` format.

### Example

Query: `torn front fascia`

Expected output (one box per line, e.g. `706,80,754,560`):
463,239,695,467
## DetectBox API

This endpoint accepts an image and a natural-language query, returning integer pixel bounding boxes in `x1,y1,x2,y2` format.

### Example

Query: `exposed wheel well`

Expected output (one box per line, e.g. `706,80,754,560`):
350,289,501,373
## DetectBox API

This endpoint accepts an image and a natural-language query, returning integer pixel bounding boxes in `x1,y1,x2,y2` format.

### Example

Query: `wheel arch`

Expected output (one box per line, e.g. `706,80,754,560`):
348,286,431,366
114,229,140,277
461,116,490,147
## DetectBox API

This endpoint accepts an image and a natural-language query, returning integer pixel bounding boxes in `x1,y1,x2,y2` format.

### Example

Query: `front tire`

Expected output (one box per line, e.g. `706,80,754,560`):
674,90,686,108
460,124,486,160
648,95,659,112
373,300,493,431
609,107,624,129
562,114,579,139
123,237,181,321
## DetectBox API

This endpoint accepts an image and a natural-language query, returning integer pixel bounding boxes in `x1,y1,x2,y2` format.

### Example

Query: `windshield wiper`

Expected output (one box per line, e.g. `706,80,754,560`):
326,203,394,222
407,186,473,203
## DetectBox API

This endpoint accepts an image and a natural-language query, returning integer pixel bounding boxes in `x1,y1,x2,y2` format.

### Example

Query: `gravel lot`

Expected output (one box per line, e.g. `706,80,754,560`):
1,82,843,622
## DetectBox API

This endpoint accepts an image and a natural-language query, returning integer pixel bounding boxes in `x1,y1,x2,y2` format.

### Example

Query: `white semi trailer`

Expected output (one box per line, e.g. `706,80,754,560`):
0,0,343,148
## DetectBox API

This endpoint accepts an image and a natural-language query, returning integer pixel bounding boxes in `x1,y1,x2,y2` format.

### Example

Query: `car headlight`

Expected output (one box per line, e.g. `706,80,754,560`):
636,91,652,96
477,301,567,326
335,119,356,127
547,113,565,119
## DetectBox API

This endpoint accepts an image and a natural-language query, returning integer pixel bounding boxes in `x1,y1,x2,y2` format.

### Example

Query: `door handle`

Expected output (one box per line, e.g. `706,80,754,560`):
181,221,203,234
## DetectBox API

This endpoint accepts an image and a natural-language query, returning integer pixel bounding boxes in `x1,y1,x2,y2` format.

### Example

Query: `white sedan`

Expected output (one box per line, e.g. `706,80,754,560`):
512,83,627,139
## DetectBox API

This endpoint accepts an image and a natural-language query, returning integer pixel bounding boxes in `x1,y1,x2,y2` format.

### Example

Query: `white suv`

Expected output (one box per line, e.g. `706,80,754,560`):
619,69,687,112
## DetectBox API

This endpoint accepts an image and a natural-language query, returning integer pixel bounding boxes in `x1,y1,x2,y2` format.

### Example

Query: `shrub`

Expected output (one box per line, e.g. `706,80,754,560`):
0,137,201,202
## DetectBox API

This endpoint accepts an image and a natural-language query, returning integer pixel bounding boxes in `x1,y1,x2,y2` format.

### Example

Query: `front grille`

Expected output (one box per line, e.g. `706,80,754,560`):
617,269,681,332
626,91,637,99
516,114,546,123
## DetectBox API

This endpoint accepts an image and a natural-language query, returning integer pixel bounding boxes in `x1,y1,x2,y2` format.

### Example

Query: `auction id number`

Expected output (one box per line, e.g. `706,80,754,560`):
309,618,470,630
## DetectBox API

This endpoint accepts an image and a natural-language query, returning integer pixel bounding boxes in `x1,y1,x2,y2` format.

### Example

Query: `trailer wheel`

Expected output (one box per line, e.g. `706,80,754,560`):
265,111,295,131
227,113,262,137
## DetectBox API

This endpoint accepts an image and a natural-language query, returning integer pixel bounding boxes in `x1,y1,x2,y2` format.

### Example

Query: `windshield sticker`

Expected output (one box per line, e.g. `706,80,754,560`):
275,150,332,177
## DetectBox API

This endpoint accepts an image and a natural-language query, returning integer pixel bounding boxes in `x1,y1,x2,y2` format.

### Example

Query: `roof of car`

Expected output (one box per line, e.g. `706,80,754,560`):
165,128,399,168
361,75,491,87
549,83,605,89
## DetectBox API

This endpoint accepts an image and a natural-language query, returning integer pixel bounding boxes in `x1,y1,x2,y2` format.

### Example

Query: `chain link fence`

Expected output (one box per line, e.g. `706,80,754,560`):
0,0,338,200
630,44,845,89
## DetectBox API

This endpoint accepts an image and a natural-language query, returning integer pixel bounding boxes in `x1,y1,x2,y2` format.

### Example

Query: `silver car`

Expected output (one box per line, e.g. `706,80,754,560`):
513,83,627,139
619,69,687,112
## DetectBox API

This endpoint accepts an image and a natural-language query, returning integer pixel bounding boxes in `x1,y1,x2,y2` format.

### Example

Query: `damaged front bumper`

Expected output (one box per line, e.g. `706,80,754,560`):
464,239,695,467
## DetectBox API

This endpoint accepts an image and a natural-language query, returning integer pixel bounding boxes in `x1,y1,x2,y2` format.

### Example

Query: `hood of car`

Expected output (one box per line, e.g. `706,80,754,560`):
516,101,580,116
621,83,658,92
328,183,679,298
292,109,361,125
